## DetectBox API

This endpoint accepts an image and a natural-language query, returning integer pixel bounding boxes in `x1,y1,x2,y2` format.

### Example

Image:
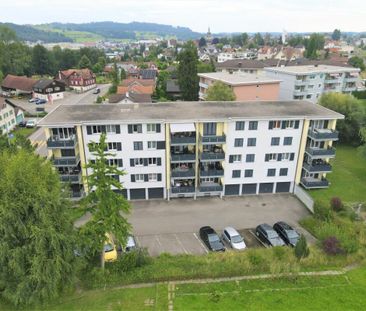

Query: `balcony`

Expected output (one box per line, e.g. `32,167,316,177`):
305,147,336,158
303,162,332,173
47,136,77,148
324,77,340,84
199,183,223,192
301,177,329,189
293,89,307,96
171,153,196,163
200,169,224,177
171,169,195,178
60,174,82,183
343,86,357,92
171,186,195,194
53,156,80,167
344,77,358,83
171,136,196,145
201,135,226,144
308,128,339,141
200,152,225,161
294,79,308,86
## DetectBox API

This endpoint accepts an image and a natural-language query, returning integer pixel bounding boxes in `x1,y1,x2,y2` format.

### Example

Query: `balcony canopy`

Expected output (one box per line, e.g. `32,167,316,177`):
170,123,196,133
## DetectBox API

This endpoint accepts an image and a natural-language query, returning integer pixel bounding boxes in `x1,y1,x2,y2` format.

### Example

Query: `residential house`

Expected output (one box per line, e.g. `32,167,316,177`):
117,79,155,96
0,98,24,133
32,79,66,101
166,80,181,100
57,68,96,93
1,74,37,96
109,92,152,104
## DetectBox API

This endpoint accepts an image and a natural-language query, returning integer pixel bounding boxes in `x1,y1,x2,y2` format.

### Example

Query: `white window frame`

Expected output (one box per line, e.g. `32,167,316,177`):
148,157,157,166
134,158,144,167
135,174,144,182
268,153,277,161
281,153,290,161
147,141,157,150
147,124,157,133
233,155,242,163
273,120,281,129
106,124,116,133
148,173,157,181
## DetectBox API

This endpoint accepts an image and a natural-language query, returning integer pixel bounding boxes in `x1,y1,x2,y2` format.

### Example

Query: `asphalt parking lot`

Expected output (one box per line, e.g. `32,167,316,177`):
129,194,317,256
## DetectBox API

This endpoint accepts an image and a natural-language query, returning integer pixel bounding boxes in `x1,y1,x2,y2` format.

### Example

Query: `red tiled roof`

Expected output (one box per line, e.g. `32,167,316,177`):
60,68,95,80
1,74,37,92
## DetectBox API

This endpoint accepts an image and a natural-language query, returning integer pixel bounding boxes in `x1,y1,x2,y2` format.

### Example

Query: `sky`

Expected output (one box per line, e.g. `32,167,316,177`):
1,0,365,33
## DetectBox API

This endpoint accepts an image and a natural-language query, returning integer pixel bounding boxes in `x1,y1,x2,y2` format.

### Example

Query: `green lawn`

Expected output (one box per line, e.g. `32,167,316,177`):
12,127,37,138
308,145,366,205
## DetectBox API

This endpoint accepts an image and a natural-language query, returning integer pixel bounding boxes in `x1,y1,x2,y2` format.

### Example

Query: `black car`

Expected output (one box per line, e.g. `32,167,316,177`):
273,221,300,247
18,120,27,127
255,223,285,247
35,98,47,105
199,226,225,252
93,88,101,94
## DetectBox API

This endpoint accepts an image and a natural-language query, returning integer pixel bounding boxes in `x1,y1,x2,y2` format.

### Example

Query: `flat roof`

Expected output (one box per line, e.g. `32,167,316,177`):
264,65,360,75
39,101,343,126
198,72,281,86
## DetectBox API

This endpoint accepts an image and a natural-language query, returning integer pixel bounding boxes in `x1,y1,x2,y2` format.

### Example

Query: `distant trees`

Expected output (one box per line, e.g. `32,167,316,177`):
32,44,54,75
304,33,325,59
0,150,75,306
198,37,207,47
253,33,265,46
331,29,341,41
177,41,199,101
0,25,17,43
231,33,249,47
348,56,365,71
197,60,215,73
78,55,92,69
287,35,304,47
120,68,126,81
205,81,236,101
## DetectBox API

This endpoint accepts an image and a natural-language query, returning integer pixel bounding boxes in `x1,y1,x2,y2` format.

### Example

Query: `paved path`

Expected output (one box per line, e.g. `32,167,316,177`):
29,126,48,157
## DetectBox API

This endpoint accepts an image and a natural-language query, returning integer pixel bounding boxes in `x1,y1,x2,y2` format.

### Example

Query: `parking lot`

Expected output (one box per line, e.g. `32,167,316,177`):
129,194,317,256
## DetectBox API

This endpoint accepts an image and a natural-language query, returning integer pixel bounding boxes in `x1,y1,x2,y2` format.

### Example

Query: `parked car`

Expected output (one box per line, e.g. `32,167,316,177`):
117,235,137,253
222,227,246,250
26,119,36,128
255,223,285,247
104,233,117,262
273,221,300,247
93,88,100,94
199,226,225,252
35,98,47,105
29,97,39,103
18,120,27,127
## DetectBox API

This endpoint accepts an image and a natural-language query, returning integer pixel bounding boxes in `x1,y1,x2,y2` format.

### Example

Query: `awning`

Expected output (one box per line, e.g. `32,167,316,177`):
170,123,196,133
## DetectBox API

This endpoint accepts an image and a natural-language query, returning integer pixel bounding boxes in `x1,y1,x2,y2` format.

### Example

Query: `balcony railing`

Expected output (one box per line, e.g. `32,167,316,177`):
171,136,196,145
294,89,307,95
301,178,329,189
53,156,80,167
306,147,336,157
199,184,223,192
200,152,225,161
171,186,195,194
308,129,339,141
171,153,196,162
171,169,195,178
200,169,224,177
47,137,77,148
60,174,82,183
303,162,332,173
201,135,226,144
344,77,358,83
294,79,308,86
324,78,339,84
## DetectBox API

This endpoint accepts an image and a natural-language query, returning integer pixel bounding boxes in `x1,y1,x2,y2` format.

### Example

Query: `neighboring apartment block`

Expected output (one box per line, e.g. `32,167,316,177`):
198,72,281,101
0,98,24,133
264,65,360,103
38,101,343,199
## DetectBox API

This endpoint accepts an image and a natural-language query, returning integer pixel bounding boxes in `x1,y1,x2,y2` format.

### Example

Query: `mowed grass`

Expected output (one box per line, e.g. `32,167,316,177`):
308,145,366,205
12,127,37,138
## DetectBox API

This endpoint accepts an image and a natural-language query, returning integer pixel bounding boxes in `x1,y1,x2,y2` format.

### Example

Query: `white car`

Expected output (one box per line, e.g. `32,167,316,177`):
222,227,246,250
29,98,39,103
125,235,137,252
26,119,37,128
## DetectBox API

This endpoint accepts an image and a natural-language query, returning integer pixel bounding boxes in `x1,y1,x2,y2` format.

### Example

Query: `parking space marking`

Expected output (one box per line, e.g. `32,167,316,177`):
249,230,269,248
193,233,209,254
174,234,189,255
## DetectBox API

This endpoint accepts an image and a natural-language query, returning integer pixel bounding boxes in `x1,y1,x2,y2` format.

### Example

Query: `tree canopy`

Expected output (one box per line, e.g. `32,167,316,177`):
205,81,236,101
78,55,92,69
348,56,365,71
304,33,325,59
331,29,341,41
0,150,75,306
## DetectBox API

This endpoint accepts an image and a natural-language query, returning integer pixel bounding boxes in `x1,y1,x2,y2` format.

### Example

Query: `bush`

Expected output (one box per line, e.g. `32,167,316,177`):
322,236,343,255
330,197,343,212
108,248,152,273
314,201,332,221
294,235,310,259
96,96,103,103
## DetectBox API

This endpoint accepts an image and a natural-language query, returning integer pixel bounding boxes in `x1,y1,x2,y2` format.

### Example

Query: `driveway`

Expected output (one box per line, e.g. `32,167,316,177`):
128,194,316,255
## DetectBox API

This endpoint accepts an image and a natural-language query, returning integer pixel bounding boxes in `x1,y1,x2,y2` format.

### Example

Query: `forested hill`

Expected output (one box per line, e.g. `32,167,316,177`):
0,23,72,43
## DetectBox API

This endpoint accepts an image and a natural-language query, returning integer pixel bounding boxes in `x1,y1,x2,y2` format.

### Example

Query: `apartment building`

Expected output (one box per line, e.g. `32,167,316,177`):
198,72,281,101
0,98,24,134
264,65,360,103
38,101,343,199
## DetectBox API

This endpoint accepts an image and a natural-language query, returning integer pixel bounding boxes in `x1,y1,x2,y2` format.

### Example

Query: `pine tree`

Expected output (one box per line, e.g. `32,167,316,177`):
294,235,310,259
0,150,75,306
78,54,92,69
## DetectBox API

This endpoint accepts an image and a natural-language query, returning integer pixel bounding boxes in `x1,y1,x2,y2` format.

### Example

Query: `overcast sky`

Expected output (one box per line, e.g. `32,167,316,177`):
2,0,365,33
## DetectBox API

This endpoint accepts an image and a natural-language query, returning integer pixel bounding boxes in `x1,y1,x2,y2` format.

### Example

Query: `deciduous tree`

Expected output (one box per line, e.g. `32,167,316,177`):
78,54,92,69
205,81,236,101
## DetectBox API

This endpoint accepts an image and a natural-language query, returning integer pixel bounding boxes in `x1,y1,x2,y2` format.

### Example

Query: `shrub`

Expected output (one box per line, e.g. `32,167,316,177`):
294,235,310,259
109,248,152,273
330,197,343,212
314,201,332,221
322,236,343,255
96,96,103,103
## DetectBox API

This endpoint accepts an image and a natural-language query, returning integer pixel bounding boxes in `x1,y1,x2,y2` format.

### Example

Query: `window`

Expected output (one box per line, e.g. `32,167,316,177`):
279,168,288,176
134,158,144,166
105,125,116,133
234,138,244,147
133,124,142,133
232,155,242,162
246,154,255,163
133,141,143,150
265,153,277,162
269,120,281,129
284,120,295,128
236,121,245,131
135,174,144,182
203,122,217,135
148,173,158,181
244,169,253,177
281,153,291,161
283,137,293,146
247,138,256,147
91,125,103,134
106,158,123,167
267,168,276,177
148,158,157,166
306,95,312,99
232,170,241,178
248,121,258,130
107,142,121,151
308,85,314,89
309,75,316,79
147,124,157,133
271,137,280,146
147,141,157,150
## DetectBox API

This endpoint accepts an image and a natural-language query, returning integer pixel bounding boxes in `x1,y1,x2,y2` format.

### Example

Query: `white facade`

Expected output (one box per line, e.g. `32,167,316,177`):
0,101,17,133
264,65,360,103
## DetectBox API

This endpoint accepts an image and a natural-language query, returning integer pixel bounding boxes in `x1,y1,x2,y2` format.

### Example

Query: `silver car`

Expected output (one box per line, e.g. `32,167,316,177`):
222,227,246,250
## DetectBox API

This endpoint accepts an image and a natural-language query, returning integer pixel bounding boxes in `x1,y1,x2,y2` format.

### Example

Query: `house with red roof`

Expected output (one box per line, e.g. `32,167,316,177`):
57,68,96,93
1,74,37,96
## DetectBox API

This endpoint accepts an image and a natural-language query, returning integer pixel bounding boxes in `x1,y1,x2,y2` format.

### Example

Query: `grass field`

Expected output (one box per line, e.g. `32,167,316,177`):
308,145,366,205
2,266,366,310
12,127,37,138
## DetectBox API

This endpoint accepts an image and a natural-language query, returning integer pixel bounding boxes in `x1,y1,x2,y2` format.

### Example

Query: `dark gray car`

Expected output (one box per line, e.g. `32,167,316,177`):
256,223,285,247
199,226,225,252
273,221,300,247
